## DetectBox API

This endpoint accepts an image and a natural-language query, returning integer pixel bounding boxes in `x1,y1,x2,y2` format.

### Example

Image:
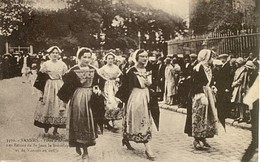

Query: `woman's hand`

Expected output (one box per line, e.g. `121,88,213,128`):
59,102,67,116
62,102,67,108
60,102,66,111
144,75,152,86
144,78,152,86
59,106,66,112
40,66,50,73
211,86,217,94
39,97,45,105
93,85,102,96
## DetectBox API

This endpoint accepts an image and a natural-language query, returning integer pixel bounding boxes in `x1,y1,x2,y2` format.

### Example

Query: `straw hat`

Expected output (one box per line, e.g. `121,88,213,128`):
235,57,245,65
149,56,156,61
244,61,256,70
213,59,223,66
189,53,197,58
218,54,229,59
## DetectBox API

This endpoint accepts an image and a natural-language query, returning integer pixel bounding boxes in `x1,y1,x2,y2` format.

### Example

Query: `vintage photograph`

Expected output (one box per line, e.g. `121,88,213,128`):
0,0,259,162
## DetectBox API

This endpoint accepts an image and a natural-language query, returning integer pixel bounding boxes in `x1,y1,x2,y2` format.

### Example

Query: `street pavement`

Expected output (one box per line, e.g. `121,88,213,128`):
0,77,258,162
159,103,252,130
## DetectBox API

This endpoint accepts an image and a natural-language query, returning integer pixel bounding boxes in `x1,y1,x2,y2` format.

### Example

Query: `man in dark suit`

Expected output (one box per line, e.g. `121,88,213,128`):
178,55,193,108
155,56,165,101
215,54,233,128
2,53,12,79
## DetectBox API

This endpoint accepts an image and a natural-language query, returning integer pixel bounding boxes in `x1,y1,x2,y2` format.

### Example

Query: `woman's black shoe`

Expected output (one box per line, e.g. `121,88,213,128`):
76,147,82,155
44,128,49,133
200,139,211,148
238,118,246,123
122,139,135,150
145,151,155,161
105,123,113,130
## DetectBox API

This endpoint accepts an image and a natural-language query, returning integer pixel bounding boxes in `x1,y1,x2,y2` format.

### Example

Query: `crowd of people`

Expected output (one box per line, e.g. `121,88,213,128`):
0,51,77,80
1,45,258,160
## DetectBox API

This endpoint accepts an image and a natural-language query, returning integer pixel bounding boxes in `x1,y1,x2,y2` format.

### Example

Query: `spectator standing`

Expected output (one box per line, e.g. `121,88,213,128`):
215,54,233,128
171,56,181,105
189,53,198,68
2,53,12,79
231,58,255,123
178,55,192,108
20,53,32,83
155,56,165,101
164,57,176,105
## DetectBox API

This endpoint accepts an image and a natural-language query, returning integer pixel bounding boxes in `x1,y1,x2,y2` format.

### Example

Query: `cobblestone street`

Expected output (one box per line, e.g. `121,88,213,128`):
0,77,257,162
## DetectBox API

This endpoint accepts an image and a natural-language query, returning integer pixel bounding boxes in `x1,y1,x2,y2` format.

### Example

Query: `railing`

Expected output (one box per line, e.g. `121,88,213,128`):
167,30,260,57
4,42,33,55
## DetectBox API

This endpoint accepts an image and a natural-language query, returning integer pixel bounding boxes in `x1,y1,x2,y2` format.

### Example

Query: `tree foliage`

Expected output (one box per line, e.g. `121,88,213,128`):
190,0,258,35
1,0,187,54
0,0,32,36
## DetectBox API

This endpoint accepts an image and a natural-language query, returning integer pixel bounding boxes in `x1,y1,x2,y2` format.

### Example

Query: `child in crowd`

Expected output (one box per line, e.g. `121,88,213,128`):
28,63,38,95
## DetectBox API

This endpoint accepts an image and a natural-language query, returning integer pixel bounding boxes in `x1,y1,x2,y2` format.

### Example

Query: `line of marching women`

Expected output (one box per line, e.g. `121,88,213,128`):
33,46,160,160
31,45,259,160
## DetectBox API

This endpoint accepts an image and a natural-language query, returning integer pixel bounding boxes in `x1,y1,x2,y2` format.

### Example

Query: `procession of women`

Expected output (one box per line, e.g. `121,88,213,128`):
31,45,259,161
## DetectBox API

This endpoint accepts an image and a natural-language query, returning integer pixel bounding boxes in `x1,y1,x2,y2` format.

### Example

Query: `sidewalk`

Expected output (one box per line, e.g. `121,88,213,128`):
159,102,252,130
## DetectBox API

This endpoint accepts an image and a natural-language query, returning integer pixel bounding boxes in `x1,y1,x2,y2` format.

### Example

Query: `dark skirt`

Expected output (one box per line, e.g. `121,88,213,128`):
184,98,192,136
68,87,96,147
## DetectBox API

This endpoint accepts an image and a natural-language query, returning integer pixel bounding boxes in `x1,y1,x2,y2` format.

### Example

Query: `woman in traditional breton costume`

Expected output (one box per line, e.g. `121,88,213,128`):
98,52,123,128
57,47,105,159
116,49,159,161
185,49,219,150
33,46,68,135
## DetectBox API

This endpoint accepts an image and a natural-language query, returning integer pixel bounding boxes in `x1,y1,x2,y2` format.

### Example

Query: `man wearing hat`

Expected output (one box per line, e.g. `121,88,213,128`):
155,56,166,101
189,53,198,69
242,61,257,123
146,56,158,91
215,54,233,128
2,53,12,79
245,61,258,88
178,54,192,108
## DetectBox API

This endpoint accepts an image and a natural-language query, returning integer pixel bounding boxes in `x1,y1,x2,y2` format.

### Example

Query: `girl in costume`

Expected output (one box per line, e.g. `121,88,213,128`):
33,46,68,135
117,49,159,161
58,47,105,159
98,52,123,129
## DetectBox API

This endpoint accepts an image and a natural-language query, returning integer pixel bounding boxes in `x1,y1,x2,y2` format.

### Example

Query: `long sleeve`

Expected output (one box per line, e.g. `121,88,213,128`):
57,70,80,103
62,62,68,75
93,70,105,92
232,72,245,87
33,71,50,93
190,65,208,96
116,67,141,103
